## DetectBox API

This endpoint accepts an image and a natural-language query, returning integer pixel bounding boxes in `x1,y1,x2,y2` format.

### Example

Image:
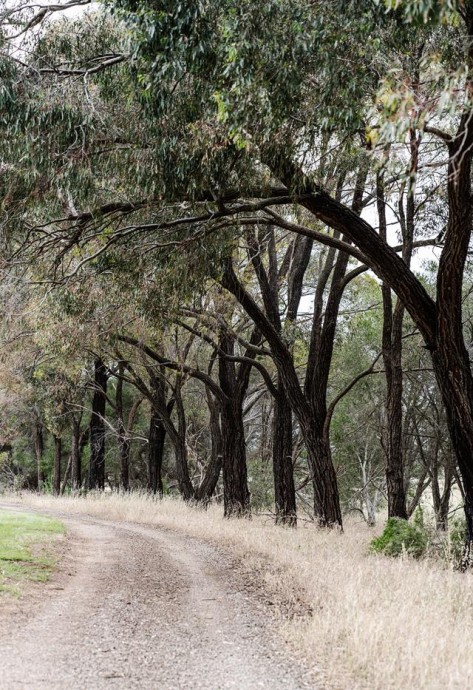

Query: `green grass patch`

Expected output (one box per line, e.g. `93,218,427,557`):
0,509,65,596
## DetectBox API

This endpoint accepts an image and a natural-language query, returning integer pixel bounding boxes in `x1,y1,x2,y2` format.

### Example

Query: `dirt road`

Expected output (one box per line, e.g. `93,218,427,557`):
0,507,317,689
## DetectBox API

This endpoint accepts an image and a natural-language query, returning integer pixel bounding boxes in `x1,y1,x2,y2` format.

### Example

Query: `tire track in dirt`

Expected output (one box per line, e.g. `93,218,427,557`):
0,506,319,689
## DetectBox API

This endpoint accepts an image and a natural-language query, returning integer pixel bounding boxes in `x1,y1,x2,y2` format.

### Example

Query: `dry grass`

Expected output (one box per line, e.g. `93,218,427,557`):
3,491,473,690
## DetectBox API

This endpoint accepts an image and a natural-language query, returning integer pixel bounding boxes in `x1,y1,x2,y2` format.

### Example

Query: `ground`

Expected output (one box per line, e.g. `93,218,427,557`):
0,504,319,690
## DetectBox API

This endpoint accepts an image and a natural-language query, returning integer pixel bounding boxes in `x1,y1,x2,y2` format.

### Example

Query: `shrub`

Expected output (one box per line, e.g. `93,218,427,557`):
446,517,467,569
370,517,428,559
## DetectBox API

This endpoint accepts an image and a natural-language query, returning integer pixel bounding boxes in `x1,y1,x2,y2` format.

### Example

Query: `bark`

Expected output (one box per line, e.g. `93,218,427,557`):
116,362,128,491
377,172,408,519
53,435,62,496
218,329,250,517
194,391,222,504
89,358,108,490
70,418,81,490
221,260,341,526
222,170,365,527
115,362,142,491
60,455,71,495
148,408,166,495
272,386,296,525
432,458,454,531
148,368,193,500
173,376,195,500
34,421,44,490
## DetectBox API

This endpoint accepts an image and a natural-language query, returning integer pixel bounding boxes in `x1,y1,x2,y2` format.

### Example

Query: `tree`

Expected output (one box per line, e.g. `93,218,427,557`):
88,0,473,548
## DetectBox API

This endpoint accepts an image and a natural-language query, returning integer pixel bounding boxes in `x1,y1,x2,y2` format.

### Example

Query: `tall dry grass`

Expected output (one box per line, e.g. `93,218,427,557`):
3,491,473,690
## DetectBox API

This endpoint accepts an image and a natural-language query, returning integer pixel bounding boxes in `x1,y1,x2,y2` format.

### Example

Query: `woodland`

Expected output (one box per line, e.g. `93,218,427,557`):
1,0,473,560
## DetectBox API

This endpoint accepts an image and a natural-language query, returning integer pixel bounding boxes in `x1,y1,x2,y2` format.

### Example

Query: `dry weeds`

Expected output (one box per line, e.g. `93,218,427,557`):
3,492,472,690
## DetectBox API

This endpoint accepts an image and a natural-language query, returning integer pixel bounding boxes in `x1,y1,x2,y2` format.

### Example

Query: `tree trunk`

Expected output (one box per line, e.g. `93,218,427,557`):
433,468,453,532
431,347,473,548
34,421,44,490
195,392,222,504
60,455,71,495
381,294,408,519
272,389,296,525
71,419,81,490
220,260,342,525
304,420,343,527
89,358,108,490
53,435,62,496
148,409,166,495
119,431,130,491
218,330,250,517
173,378,195,500
220,397,250,517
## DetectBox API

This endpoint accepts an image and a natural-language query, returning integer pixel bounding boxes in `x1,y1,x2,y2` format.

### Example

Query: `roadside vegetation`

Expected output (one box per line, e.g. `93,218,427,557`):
0,508,64,596
3,492,473,690
2,0,473,687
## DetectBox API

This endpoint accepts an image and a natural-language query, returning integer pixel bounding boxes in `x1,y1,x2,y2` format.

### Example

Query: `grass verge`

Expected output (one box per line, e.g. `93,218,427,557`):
0,508,64,596
2,492,472,690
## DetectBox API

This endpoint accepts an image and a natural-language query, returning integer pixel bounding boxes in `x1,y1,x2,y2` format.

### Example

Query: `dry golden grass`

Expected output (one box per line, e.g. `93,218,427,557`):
3,492,472,690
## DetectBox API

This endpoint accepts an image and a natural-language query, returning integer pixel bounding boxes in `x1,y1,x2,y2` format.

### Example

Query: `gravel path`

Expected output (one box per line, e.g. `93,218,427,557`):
0,507,318,689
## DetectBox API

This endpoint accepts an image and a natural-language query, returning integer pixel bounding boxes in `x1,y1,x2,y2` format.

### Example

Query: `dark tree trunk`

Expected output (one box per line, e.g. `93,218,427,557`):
53,435,62,496
148,409,166,495
173,436,194,500
377,133,419,522
70,419,81,490
272,388,296,526
218,330,250,517
146,367,193,500
173,377,195,500
195,392,222,504
221,260,342,526
431,348,473,546
220,397,250,517
304,420,343,527
89,358,108,490
381,288,408,519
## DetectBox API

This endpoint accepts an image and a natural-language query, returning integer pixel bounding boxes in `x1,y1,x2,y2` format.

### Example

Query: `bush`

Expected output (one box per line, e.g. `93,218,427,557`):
370,517,428,559
446,518,467,568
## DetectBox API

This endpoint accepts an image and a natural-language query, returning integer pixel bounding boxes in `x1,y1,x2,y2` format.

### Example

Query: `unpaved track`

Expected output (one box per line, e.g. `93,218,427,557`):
0,505,317,689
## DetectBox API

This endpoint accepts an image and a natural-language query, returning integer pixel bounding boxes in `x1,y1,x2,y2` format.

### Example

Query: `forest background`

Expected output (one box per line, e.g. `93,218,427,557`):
1,0,473,561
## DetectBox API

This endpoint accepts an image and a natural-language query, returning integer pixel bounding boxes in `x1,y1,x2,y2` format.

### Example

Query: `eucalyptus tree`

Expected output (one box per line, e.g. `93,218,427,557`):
69,0,469,549
7,0,473,546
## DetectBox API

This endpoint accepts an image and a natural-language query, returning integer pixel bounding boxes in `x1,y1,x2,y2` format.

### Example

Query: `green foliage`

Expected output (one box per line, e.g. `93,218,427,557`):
382,0,459,25
371,517,428,558
445,517,467,567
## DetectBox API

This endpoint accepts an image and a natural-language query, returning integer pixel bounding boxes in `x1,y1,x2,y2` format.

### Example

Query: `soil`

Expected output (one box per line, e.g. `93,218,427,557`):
0,505,320,689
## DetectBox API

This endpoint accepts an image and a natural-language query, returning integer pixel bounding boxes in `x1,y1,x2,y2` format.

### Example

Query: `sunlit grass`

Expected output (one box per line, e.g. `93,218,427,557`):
0,509,64,596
